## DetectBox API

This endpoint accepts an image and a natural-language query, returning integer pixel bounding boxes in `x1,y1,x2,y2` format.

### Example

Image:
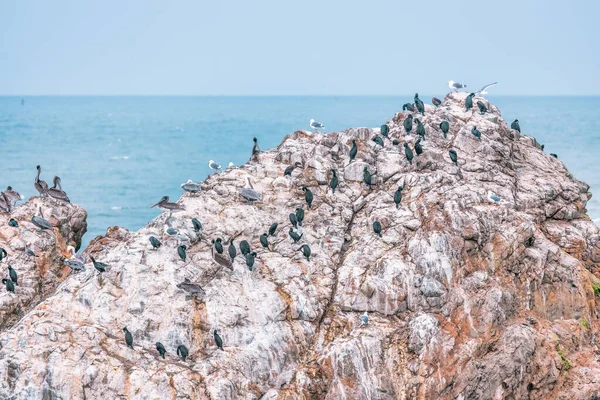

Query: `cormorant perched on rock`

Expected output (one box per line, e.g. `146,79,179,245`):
414,93,425,115
289,228,302,243
240,240,251,256
471,126,481,139
541,144,545,151
373,220,382,237
449,150,458,165
156,342,166,359
260,233,269,249
511,119,521,132
550,153,558,158
404,143,414,165
228,239,236,261
284,162,302,177
403,114,413,134
214,330,223,350
177,344,189,361
177,245,187,262
439,121,450,139
465,93,475,112
0,248,7,262
2,278,15,293
268,223,278,236
477,101,487,114
414,138,423,156
297,244,311,261
302,187,313,209
289,213,298,228
394,186,403,209
8,265,17,285
415,119,425,139
330,170,338,194
8,218,18,228
149,236,161,250
349,140,358,162
90,256,108,273
392,139,400,146
372,136,384,147
123,327,134,349
191,218,202,233
213,238,224,254
402,103,415,112
432,97,442,107
381,124,390,139
363,166,372,189
295,208,304,225
252,137,260,157
246,252,257,271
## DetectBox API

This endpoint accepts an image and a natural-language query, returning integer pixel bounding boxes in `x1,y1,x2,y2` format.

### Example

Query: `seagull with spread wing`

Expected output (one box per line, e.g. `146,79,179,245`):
475,82,498,95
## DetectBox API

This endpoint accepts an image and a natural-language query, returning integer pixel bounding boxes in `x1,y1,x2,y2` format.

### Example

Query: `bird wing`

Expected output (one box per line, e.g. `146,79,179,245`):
476,82,498,94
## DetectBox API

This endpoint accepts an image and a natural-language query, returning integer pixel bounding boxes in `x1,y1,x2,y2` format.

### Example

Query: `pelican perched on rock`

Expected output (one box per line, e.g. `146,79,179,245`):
47,176,70,203
4,187,23,205
34,165,48,197
31,207,53,232
177,278,205,296
64,246,85,272
181,179,201,195
0,192,10,213
240,177,261,203
208,160,222,173
150,196,185,218
309,119,324,132
447,80,467,91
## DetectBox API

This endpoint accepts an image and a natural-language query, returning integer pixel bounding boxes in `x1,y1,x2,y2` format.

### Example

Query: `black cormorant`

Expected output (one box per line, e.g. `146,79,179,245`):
403,114,413,134
404,143,414,165
289,213,298,228
246,252,257,271
295,208,304,225
8,265,17,285
439,121,449,139
394,186,403,209
2,278,14,293
363,166,372,189
289,228,302,243
228,239,236,261
8,218,18,228
149,236,161,250
414,138,423,156
477,101,487,114
449,150,458,165
302,187,313,209
381,124,390,139
156,342,166,359
123,327,134,349
349,139,358,162
465,93,474,112
297,244,311,261
90,256,108,273
177,344,189,361
402,103,415,112
372,136,384,147
192,218,202,233
373,220,382,237
268,223,278,236
511,119,521,132
330,170,338,194
240,240,251,256
260,233,269,249
214,329,223,350
471,126,481,140
213,238,224,254
177,245,187,262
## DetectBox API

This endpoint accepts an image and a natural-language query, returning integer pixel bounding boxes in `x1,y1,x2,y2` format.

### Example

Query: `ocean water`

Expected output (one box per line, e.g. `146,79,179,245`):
1,96,598,249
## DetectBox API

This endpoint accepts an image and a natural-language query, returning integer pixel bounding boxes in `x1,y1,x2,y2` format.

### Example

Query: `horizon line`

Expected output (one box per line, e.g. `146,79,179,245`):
2,94,600,97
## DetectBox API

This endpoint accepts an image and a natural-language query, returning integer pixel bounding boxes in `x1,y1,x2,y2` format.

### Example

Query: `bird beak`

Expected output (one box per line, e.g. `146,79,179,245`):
150,202,159,208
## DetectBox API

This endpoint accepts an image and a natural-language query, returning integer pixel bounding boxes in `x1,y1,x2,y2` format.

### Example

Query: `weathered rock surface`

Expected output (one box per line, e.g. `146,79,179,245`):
1,92,599,399
0,198,87,330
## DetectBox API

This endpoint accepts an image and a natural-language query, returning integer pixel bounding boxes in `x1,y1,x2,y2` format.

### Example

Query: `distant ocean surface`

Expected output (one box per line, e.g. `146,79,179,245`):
1,96,598,249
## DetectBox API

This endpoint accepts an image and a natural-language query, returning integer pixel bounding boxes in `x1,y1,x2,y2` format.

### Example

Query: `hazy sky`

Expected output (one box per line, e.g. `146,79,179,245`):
1,0,598,95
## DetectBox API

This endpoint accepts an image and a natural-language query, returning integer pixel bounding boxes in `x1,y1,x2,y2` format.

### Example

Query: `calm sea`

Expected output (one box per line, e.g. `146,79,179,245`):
1,96,598,248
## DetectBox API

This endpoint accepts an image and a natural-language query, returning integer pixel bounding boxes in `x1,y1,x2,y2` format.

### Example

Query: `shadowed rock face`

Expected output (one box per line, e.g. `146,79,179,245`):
0,92,599,399
0,198,87,331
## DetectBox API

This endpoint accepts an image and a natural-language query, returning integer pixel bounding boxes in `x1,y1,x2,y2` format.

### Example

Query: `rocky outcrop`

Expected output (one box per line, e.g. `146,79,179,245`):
0,198,87,330
0,92,599,399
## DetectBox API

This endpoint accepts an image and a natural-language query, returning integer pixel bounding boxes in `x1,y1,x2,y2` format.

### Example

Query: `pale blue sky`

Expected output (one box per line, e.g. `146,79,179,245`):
1,0,598,95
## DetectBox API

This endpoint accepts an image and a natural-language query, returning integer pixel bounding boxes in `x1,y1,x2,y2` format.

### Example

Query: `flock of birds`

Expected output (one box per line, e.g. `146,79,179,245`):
0,80,552,361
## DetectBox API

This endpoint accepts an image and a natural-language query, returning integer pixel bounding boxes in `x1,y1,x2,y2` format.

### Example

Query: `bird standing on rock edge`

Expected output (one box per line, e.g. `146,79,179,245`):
349,140,358,162
403,114,413,134
156,342,166,359
404,143,414,165
449,150,458,166
394,186,403,209
439,121,449,139
302,187,313,209
465,93,475,112
511,119,521,133
123,327,134,349
214,330,224,350
330,169,338,194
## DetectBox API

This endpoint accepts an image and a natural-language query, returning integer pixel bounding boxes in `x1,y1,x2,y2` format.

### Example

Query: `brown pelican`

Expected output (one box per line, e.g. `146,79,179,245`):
0,192,10,213
240,177,261,203
31,207,53,232
34,165,48,197
181,179,201,195
47,176,70,203
150,196,185,218
4,187,23,205
176,277,205,296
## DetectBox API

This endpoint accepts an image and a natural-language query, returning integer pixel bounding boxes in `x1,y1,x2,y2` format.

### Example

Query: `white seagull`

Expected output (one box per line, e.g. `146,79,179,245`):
181,179,201,194
360,312,369,326
309,119,324,132
475,82,498,95
208,160,222,172
447,80,467,91
227,162,238,169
